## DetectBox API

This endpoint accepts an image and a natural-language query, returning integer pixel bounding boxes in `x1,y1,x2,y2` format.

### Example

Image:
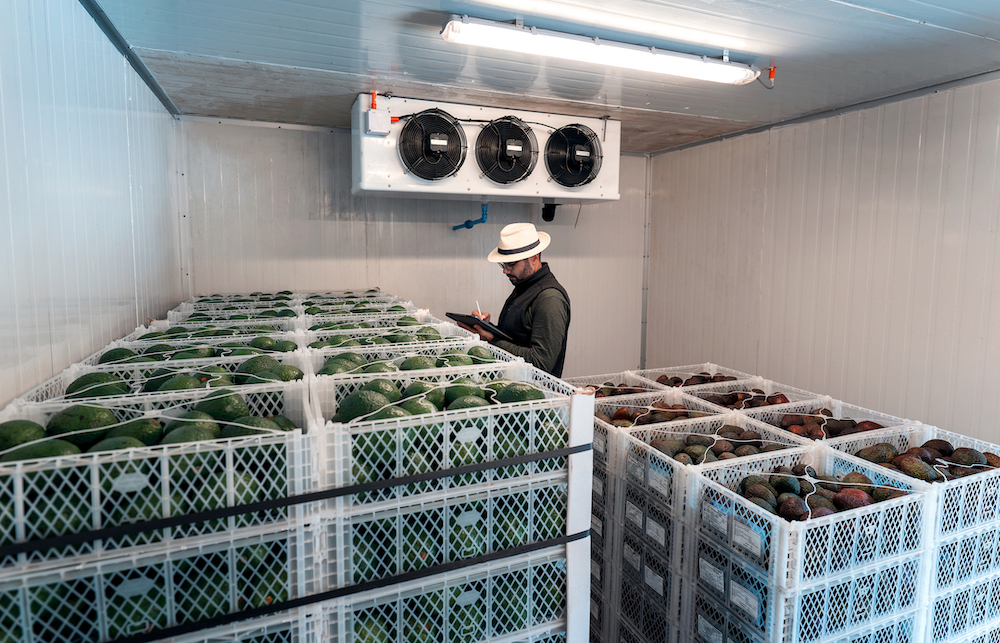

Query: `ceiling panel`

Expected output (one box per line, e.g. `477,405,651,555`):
94,0,1000,152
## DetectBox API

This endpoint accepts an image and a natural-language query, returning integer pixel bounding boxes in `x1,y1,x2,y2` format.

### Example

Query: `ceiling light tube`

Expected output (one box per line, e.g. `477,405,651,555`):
441,15,760,85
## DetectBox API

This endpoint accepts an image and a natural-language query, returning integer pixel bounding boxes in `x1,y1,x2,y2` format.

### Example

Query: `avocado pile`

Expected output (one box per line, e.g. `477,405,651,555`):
332,378,545,423
700,388,792,409
592,382,656,397
853,438,1000,482
317,346,495,376
738,464,908,521
771,408,886,440
647,425,789,464
0,388,298,462
307,324,445,349
654,371,739,387
595,401,710,427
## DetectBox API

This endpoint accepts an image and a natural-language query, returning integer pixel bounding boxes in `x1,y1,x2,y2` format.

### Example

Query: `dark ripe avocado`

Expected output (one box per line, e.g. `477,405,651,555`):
771,474,801,496
839,471,873,491
739,474,771,495
748,497,777,513
650,438,684,457
949,447,988,467
744,483,777,509
779,496,809,521
685,434,714,447
711,439,734,455
921,439,955,457
733,445,759,457
895,455,942,482
832,488,873,510
805,494,837,512
855,443,898,465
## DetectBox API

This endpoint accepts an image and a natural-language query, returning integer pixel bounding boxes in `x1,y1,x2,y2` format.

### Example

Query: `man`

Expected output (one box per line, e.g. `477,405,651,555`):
458,222,571,377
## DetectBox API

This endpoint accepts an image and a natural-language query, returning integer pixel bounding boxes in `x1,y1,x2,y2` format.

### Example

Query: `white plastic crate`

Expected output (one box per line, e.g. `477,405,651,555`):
150,317,303,333
0,526,320,643
932,523,1000,594
694,529,924,643
321,479,570,592
301,299,415,316
691,444,931,590
930,574,1000,643
632,363,756,389
826,424,1000,540
116,329,307,353
303,320,475,346
692,590,921,643
310,362,590,505
746,397,912,442
617,568,683,643
0,383,317,572
593,388,728,427
318,546,577,643
13,350,313,404
168,307,304,324
684,377,825,412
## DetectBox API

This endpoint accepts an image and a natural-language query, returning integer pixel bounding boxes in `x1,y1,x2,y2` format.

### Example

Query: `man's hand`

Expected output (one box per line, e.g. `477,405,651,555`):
456,310,495,341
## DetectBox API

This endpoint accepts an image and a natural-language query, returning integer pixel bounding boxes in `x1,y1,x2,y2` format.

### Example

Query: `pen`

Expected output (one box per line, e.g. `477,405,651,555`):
476,301,481,319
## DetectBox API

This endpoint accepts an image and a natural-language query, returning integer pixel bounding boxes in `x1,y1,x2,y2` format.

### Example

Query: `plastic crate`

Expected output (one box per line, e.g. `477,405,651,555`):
694,530,923,643
746,397,911,441
13,350,313,404
826,424,1000,539
930,574,1000,643
150,316,302,334
684,377,825,412
305,337,498,375
932,523,1000,593
691,444,930,589
0,383,317,571
618,566,681,643
318,546,578,642
0,526,319,643
321,479,569,593
594,388,727,428
304,308,436,331
632,363,756,389
115,329,307,353
310,362,591,505
304,320,475,346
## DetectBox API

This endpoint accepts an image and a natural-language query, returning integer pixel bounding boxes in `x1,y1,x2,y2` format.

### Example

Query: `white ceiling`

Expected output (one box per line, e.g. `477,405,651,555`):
91,0,1000,153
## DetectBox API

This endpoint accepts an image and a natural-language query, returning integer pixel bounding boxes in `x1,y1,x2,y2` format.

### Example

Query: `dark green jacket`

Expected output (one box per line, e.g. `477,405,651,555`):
492,263,571,377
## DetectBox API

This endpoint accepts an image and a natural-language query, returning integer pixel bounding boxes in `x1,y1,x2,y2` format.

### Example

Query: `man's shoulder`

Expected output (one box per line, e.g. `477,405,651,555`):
534,287,570,309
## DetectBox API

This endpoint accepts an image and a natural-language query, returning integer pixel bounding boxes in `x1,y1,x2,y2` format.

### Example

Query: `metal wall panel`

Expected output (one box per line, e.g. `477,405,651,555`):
0,0,179,407
648,78,1000,443
180,118,645,377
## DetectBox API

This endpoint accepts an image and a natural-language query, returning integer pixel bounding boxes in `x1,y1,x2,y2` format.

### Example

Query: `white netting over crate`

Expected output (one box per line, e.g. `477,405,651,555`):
320,547,573,643
0,383,318,571
13,349,313,405
683,377,825,413
593,388,726,430
562,371,669,398
0,526,320,643
632,363,756,389
746,397,912,442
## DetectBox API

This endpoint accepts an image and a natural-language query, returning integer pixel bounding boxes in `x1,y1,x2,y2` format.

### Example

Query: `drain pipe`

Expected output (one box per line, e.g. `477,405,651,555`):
454,203,488,230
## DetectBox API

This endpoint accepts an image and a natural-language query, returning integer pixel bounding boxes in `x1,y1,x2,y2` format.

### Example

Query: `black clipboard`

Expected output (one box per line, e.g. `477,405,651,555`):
446,312,514,342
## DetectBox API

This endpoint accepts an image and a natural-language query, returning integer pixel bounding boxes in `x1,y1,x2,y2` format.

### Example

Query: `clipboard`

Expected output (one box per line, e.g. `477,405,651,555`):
446,312,514,342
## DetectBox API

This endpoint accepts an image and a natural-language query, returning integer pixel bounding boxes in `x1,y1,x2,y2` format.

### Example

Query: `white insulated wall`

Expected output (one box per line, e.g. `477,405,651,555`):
1,0,180,407
649,78,1000,443
180,118,646,378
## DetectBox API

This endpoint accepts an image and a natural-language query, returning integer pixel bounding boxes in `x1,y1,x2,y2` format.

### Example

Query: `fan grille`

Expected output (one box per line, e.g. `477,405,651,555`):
545,124,603,187
475,116,538,184
398,108,467,181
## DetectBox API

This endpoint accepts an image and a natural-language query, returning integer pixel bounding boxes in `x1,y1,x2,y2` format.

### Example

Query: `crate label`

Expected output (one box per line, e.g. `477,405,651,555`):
594,432,606,455
733,520,763,557
697,615,723,643
646,519,666,547
627,453,644,481
591,559,602,581
730,582,759,617
702,503,728,536
115,576,157,598
699,557,725,593
455,510,482,527
591,514,603,537
644,568,664,596
626,502,643,528
456,590,481,606
624,543,640,571
593,476,604,499
649,468,671,498
455,427,482,443
110,472,151,494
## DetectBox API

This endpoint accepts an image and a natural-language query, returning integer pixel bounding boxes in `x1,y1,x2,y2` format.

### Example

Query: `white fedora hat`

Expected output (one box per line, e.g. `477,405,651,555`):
487,223,551,263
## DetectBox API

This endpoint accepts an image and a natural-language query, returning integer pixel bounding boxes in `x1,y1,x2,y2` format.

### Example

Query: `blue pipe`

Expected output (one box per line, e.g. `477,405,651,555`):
453,203,488,230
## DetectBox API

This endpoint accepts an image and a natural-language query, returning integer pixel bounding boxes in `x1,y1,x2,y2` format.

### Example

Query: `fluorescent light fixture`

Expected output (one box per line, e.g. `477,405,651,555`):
441,14,760,85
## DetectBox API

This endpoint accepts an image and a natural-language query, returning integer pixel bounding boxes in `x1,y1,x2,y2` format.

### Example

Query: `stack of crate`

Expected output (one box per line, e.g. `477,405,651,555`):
0,288,594,643
574,363,973,643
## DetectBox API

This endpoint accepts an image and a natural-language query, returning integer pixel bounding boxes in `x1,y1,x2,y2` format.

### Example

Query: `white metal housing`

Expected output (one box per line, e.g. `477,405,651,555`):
351,94,621,203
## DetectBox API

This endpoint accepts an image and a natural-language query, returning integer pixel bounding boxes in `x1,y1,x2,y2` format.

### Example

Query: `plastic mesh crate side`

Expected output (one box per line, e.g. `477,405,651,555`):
930,572,1000,643
318,546,571,643
691,445,930,589
931,524,1000,594
1,527,316,643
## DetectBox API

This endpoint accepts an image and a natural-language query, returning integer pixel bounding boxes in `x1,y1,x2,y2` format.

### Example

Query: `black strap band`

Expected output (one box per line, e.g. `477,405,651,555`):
497,239,540,255
0,443,592,558
103,529,590,643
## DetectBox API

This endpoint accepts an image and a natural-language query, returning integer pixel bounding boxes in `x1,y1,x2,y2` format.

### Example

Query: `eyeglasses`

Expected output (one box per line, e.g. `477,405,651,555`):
499,259,523,270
